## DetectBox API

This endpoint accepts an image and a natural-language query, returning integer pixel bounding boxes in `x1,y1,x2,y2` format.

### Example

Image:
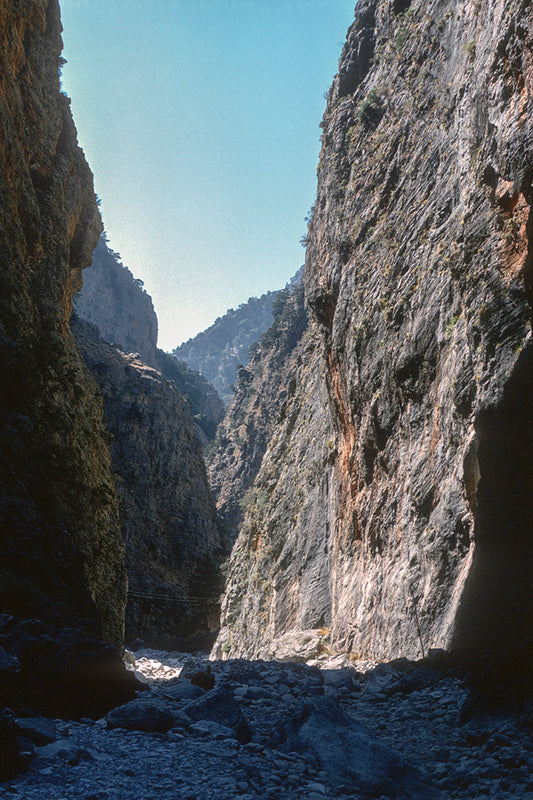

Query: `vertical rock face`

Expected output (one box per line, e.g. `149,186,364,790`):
216,0,533,667
213,322,336,659
74,235,226,646
75,236,224,441
208,282,308,552
0,0,126,647
73,317,224,649
75,235,159,366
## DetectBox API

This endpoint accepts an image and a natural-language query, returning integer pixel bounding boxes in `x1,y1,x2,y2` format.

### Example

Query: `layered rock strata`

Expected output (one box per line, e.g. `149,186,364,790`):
0,0,126,648
215,0,533,671
208,282,308,551
73,317,224,649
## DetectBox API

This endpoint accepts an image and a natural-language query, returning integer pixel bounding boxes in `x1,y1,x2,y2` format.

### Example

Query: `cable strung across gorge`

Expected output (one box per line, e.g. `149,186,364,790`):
127,590,220,606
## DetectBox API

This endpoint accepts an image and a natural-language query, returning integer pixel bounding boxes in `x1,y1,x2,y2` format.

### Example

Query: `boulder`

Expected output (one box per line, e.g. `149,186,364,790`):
179,661,215,690
37,739,94,765
15,716,56,746
183,685,252,744
279,696,438,798
106,699,174,733
160,681,206,703
0,618,141,719
189,720,236,739
0,709,32,780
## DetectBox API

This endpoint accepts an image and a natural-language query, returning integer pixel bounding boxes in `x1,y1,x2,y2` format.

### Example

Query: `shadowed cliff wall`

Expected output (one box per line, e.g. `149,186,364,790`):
73,316,224,649
0,0,126,648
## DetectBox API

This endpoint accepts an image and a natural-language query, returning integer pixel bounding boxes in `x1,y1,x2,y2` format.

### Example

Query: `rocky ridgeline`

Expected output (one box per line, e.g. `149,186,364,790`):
174,290,280,406
215,0,533,679
2,647,533,799
72,317,224,649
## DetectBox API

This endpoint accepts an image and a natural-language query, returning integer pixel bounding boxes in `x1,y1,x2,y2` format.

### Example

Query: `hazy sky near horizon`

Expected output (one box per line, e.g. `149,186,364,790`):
60,0,356,350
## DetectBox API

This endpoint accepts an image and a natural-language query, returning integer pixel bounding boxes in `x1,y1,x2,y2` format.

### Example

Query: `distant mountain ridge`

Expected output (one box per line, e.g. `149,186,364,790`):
173,268,303,405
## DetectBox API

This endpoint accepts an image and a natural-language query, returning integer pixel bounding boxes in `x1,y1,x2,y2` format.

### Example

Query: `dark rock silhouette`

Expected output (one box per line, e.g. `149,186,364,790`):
0,0,126,650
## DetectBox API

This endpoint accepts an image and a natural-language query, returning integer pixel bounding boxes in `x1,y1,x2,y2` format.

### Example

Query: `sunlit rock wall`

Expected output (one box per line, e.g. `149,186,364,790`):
215,0,533,667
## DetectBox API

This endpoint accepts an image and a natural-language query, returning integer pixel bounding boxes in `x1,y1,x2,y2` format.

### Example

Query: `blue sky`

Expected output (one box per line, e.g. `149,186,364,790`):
60,0,356,350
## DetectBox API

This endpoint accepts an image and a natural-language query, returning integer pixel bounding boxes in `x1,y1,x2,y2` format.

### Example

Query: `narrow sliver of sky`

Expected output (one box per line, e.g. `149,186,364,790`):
60,0,356,350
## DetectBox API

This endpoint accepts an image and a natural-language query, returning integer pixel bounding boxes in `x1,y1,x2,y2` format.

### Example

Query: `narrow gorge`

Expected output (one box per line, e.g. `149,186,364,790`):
1,0,532,796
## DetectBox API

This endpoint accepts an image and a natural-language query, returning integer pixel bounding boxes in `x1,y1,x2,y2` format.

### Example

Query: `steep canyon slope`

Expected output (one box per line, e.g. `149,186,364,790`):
74,238,226,646
75,236,223,441
0,0,126,649
208,282,308,551
174,291,279,406
215,0,533,675
73,316,224,649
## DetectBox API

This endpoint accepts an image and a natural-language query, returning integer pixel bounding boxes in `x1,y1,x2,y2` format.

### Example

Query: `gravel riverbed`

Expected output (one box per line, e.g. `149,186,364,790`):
1,649,532,799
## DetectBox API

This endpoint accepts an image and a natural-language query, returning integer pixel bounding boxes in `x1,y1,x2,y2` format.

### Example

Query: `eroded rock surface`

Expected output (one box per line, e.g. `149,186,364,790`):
215,0,533,677
0,0,126,648
72,318,224,649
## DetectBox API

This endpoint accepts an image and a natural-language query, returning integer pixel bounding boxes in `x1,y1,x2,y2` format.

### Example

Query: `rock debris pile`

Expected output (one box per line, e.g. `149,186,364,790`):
2,650,532,799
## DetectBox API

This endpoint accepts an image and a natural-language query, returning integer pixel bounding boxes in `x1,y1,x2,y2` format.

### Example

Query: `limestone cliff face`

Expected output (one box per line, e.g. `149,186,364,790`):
174,291,279,406
75,235,159,366
73,317,224,649
215,0,533,666
208,282,308,551
213,323,335,659
75,236,224,441
0,0,125,648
